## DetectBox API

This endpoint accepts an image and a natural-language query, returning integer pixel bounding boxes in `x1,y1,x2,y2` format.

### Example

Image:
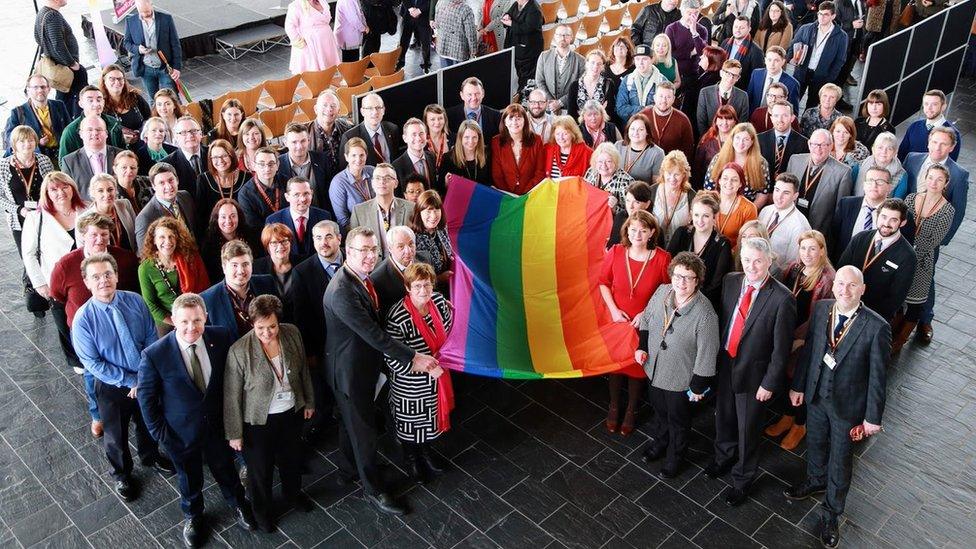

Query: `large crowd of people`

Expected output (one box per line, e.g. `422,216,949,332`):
14,0,970,547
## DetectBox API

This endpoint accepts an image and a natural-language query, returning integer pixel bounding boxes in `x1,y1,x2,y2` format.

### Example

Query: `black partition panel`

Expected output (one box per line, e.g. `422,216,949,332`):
353,73,440,129
440,49,515,111
940,0,976,56
905,12,948,76
930,49,967,98
894,67,934,124
863,30,911,91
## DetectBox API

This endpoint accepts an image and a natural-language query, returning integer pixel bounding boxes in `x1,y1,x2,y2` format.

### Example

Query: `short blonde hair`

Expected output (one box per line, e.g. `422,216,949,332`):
9,125,38,147
819,83,843,99
590,142,621,169
551,115,584,145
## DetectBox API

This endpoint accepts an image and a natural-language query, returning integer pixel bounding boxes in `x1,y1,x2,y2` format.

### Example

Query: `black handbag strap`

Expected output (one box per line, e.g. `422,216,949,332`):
35,210,43,263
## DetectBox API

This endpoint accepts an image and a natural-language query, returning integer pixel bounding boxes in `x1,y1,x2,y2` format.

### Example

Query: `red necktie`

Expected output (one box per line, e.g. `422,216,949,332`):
372,132,386,162
364,277,379,310
296,215,306,242
726,285,756,358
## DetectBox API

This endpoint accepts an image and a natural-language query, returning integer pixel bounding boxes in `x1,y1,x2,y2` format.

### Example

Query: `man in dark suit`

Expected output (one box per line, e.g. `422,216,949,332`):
238,147,290,229
706,237,796,506
135,162,196,247
831,166,892,260
446,78,503,142
138,293,256,547
61,115,123,199
721,17,764,90
323,226,437,515
786,2,849,109
339,93,402,166
392,118,437,193
786,265,889,548
758,102,808,180
837,198,916,323
200,240,277,341
122,0,183,99
397,0,432,73
162,116,208,196
277,122,335,211
4,74,71,160
746,47,801,113
696,59,749,135
834,0,867,103
288,220,343,439
371,225,416,319
265,177,335,260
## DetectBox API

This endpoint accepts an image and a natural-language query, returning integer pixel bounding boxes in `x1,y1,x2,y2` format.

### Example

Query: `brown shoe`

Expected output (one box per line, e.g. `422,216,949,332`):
91,420,104,439
780,424,806,450
915,323,933,345
764,415,794,437
891,320,918,355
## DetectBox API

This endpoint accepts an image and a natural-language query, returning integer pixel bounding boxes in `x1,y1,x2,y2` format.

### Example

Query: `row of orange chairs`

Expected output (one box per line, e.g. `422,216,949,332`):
541,0,652,26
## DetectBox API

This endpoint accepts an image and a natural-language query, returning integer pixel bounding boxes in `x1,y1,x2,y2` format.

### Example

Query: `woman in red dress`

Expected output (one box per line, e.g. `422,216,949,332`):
599,210,672,436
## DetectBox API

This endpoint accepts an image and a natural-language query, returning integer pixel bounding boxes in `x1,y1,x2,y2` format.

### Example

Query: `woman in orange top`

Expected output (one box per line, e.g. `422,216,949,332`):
715,162,758,248
490,104,546,194
543,116,593,179
599,210,671,436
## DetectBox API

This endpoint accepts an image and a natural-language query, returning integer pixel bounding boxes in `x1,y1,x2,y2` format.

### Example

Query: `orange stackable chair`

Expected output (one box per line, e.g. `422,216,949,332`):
603,4,626,30
258,73,303,109
627,0,645,23
562,0,583,18
542,0,563,24
575,37,601,57
366,47,402,77
580,11,604,38
584,0,602,13
184,101,204,124
335,81,373,116
299,66,339,99
599,29,622,51
337,57,372,86
258,103,301,140
366,69,405,91
294,97,317,123
212,83,264,116
543,23,559,48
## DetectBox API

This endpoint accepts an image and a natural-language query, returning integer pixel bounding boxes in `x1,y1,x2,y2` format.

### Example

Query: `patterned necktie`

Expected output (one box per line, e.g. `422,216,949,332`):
108,305,141,374
863,206,875,230
415,159,426,178
467,111,477,121
727,285,756,358
190,154,201,176
768,211,780,232
873,238,883,255
296,215,306,242
94,152,105,174
187,343,207,392
833,314,849,341
372,132,385,162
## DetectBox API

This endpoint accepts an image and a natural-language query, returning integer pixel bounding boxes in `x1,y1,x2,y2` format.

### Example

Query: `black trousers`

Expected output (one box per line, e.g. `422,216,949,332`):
94,380,159,481
836,32,864,88
648,386,692,469
397,15,431,70
341,48,361,62
800,75,830,110
333,385,384,495
242,409,303,526
714,363,768,489
806,395,855,518
50,301,80,368
170,428,247,518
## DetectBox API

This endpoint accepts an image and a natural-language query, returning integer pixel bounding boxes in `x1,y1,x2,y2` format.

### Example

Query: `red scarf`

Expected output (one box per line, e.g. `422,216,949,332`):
404,297,454,432
722,35,753,63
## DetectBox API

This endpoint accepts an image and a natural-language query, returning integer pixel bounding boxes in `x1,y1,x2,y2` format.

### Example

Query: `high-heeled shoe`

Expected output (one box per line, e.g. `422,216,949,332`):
606,405,620,433
619,409,636,437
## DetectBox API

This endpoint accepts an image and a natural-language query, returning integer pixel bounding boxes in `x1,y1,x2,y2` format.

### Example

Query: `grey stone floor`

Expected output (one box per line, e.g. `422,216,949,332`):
2,3,976,549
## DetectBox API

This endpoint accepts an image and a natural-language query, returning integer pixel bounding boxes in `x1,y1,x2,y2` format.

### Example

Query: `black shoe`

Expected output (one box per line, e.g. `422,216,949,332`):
182,518,201,548
704,460,733,478
419,447,446,475
33,310,46,318
235,505,256,531
238,465,248,484
115,478,136,501
660,463,680,479
403,446,427,483
367,492,408,515
292,492,315,512
725,486,749,507
785,480,827,500
145,455,176,476
820,514,840,548
641,445,665,463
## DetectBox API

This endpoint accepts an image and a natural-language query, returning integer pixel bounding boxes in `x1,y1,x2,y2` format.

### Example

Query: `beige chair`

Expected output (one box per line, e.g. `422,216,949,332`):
337,57,372,86
603,4,626,30
366,69,406,91
212,83,264,116
542,0,563,24
258,73,303,109
298,66,339,99
580,12,604,38
335,81,373,116
367,47,402,77
258,103,301,139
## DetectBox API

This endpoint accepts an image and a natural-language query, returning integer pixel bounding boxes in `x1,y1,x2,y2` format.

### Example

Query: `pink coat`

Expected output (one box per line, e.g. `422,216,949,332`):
285,0,342,74
334,0,368,50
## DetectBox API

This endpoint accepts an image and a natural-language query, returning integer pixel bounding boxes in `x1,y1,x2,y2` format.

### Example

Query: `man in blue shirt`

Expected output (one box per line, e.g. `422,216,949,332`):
72,253,175,501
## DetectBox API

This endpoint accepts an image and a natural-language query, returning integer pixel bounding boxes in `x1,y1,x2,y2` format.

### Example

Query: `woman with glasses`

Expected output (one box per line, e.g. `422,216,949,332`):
253,223,297,322
99,64,151,149
636,251,718,477
854,132,906,197
196,139,249,236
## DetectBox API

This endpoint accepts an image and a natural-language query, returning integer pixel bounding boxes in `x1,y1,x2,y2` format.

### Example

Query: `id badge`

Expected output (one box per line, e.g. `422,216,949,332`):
23,200,38,210
823,353,836,370
275,391,294,401
797,198,810,209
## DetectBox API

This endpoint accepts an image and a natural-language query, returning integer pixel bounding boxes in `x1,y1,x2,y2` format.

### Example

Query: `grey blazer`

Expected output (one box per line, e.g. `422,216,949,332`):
785,154,852,236
61,146,123,200
77,199,138,250
534,49,586,112
134,191,196,253
348,197,415,260
696,85,749,135
223,323,314,440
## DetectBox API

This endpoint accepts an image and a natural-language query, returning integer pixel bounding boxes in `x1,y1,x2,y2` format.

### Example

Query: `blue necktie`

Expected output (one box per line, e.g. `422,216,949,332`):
863,206,875,230
833,314,849,341
109,305,141,376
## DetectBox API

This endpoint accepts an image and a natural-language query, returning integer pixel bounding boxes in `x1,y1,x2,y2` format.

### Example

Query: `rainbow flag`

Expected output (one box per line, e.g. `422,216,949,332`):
440,176,638,379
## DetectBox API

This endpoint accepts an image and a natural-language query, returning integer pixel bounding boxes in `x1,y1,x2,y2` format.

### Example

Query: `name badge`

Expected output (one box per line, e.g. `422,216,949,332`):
884,260,898,269
23,200,38,210
797,198,810,209
274,391,294,401
823,353,836,370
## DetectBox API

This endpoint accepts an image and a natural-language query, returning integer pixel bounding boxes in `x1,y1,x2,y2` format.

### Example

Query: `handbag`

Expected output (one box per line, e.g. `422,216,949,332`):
24,212,50,314
897,1,916,29
36,11,74,93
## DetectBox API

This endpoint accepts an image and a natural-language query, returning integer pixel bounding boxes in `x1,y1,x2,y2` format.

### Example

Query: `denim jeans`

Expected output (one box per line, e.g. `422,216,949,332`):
440,58,457,68
141,65,177,102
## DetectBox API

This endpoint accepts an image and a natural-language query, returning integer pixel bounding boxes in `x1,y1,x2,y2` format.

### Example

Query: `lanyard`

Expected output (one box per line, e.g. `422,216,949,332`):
718,196,741,236
625,248,655,298
624,146,649,173
428,135,448,170
790,267,806,296
801,162,825,198
861,233,887,270
350,171,372,202
658,188,684,237
827,304,859,353
766,207,795,236
913,192,946,239
255,181,281,212
261,343,285,384
154,259,180,297
652,110,673,142
12,158,38,198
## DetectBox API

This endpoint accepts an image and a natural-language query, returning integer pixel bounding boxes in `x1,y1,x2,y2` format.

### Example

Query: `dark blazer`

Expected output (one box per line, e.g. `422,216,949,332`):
339,122,402,167
200,276,278,340
793,299,888,425
837,230,916,321
237,173,290,229
134,141,177,175
265,206,335,259
758,128,807,178
137,326,235,460
323,266,415,397
835,0,869,41
288,254,337,358
276,151,335,212
4,99,72,154
392,150,438,194
399,0,430,17
134,191,196,250
370,258,407,320
122,11,182,77
718,272,796,393
61,145,123,199
721,39,764,90
901,153,969,244
788,22,849,85
666,227,733,307
447,105,503,143
503,0,544,62
162,145,209,196
831,195,870,260
746,69,801,113
696,85,749,135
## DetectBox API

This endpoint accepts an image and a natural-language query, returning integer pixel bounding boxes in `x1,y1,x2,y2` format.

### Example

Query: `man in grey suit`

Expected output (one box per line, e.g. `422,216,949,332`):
534,24,585,115
348,164,415,260
135,162,196,249
785,129,852,236
61,116,122,200
786,266,889,548
696,59,749,135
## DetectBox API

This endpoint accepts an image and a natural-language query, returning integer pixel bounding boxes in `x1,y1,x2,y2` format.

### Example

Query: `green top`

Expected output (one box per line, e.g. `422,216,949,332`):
138,259,180,324
58,114,126,162
147,147,169,162
655,61,678,84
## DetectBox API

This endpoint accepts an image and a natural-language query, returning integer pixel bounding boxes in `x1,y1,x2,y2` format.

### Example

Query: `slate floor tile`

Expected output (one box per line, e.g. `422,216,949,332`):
485,512,554,549
501,477,566,523
395,486,475,548
692,517,760,549
87,514,158,548
751,515,821,549
637,482,715,539
327,492,403,547
540,502,615,549
29,526,92,549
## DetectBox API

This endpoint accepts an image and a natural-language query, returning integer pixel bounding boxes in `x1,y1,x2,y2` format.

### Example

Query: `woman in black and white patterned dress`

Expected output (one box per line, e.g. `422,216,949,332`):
385,263,455,483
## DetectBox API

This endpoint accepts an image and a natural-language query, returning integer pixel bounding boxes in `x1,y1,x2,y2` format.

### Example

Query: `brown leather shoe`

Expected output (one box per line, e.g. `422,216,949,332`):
91,420,103,439
915,323,933,345
891,320,918,355
780,424,806,451
764,415,794,437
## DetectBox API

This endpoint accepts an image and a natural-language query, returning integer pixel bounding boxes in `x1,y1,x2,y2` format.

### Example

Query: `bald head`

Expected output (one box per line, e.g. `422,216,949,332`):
833,266,865,310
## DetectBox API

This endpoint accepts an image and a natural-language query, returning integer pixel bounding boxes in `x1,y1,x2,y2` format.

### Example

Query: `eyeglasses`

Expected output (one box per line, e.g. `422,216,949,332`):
211,154,231,161
361,106,385,112
528,100,547,105
721,69,741,79
268,240,290,248
349,246,379,255
82,128,107,134
253,161,278,168
105,76,126,83
672,274,698,283
176,129,202,136
86,272,117,282
809,142,831,148
28,85,49,90
374,175,398,182
766,92,786,99
864,178,891,185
